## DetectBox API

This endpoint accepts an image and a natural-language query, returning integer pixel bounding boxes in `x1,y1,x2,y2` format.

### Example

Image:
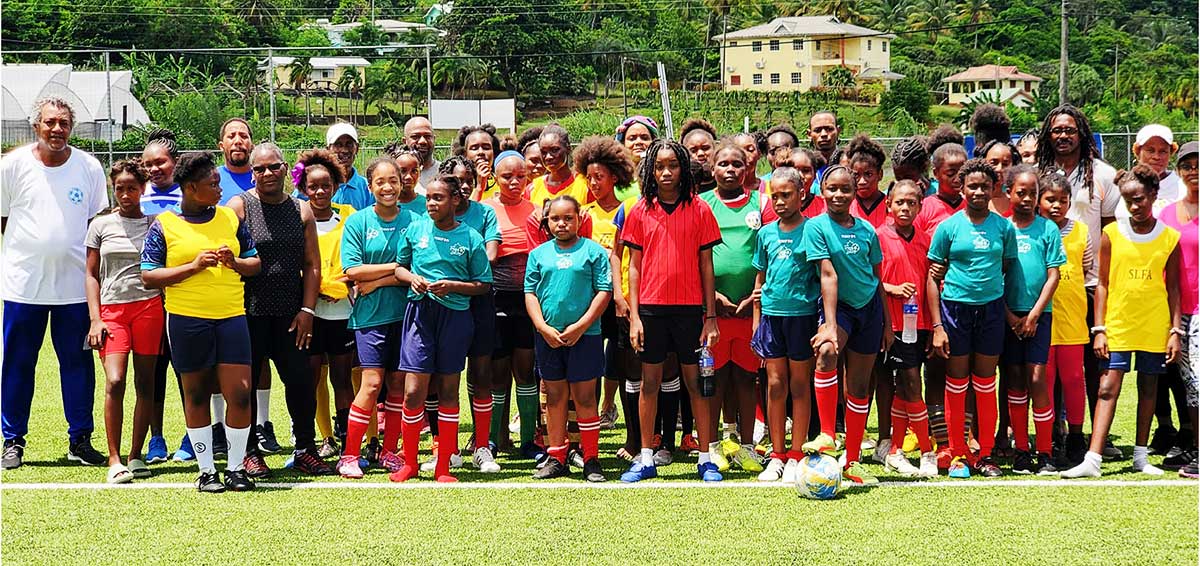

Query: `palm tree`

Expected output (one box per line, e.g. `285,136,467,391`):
460,58,491,98
782,0,865,22
336,69,362,123
908,0,956,40
288,57,314,129
231,57,262,116
432,57,466,98
399,28,439,47
866,0,914,31
953,0,993,48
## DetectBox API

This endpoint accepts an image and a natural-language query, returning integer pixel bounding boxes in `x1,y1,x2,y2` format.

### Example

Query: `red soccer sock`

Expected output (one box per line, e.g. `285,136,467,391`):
1007,389,1030,452
382,395,404,454
972,375,998,457
401,407,423,467
843,393,871,464
344,403,372,458
906,399,933,453
578,416,601,462
435,406,460,479
1033,404,1055,455
813,370,839,437
547,444,569,465
889,398,909,454
471,397,493,450
945,377,970,457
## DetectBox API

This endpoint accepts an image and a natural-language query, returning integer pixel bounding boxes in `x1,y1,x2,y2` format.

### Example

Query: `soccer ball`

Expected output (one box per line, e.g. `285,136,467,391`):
796,453,841,500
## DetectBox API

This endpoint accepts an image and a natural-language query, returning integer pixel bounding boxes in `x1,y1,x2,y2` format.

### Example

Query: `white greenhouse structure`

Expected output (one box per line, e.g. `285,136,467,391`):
1,64,151,146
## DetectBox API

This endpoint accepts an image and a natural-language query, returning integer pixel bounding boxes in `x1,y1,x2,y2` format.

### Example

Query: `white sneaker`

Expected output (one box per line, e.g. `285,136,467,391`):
872,438,892,464
420,452,464,473
918,451,938,478
509,414,521,434
885,451,920,477
1060,459,1102,478
861,437,877,451
472,447,501,473
782,458,800,484
752,419,768,445
757,457,785,481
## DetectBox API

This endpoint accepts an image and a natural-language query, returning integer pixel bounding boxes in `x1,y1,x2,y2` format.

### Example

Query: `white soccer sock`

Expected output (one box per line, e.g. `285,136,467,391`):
225,426,250,471
640,448,654,466
699,452,712,465
1133,446,1164,475
187,426,215,474
211,394,226,426
256,389,271,426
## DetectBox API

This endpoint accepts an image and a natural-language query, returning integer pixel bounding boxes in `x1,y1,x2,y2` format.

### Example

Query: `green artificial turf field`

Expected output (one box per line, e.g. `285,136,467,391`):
2,338,1197,565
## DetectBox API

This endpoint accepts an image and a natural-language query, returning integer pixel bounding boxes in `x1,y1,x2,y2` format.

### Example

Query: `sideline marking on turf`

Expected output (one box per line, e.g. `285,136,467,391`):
1,479,1194,490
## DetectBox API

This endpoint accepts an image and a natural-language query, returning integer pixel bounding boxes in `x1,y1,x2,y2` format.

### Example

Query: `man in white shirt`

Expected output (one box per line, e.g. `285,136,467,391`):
404,116,439,189
1130,124,1182,217
1,97,109,469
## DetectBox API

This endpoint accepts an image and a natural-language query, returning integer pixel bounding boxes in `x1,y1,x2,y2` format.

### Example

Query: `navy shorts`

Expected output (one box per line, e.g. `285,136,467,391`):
886,330,929,370
399,298,474,375
752,314,817,361
312,317,355,357
468,293,497,358
820,293,884,355
354,321,403,370
941,298,1005,357
1103,350,1167,374
535,333,605,382
638,305,704,365
1002,312,1053,366
493,290,534,358
165,313,251,373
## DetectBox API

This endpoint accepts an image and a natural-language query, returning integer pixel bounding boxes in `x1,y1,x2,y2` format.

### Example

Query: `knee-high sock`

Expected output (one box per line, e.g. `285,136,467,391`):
889,398,909,454
679,384,695,436
489,389,508,447
188,426,215,474
814,369,839,437
435,406,460,477
843,392,871,464
973,374,999,457
578,415,601,461
424,396,439,437
516,383,540,446
1007,389,1030,451
350,367,378,441
315,365,333,439
1033,404,1055,454
472,397,493,449
945,376,970,457
401,407,423,467
343,403,372,458
383,394,404,454
907,398,933,453
255,389,271,426
620,381,641,451
212,394,226,426
657,377,681,449
1056,346,1087,427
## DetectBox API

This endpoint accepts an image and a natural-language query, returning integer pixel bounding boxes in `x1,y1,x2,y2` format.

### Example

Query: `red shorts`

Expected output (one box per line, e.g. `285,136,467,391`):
713,316,760,373
99,296,165,357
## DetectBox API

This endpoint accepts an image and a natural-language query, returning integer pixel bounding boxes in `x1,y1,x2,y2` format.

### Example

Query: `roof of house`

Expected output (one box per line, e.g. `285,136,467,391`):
713,16,894,41
262,57,371,70
943,65,1042,83
858,68,905,80
965,88,1036,107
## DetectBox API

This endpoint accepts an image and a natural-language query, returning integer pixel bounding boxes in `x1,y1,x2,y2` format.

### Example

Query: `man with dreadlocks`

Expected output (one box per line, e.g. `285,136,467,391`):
1035,104,1123,463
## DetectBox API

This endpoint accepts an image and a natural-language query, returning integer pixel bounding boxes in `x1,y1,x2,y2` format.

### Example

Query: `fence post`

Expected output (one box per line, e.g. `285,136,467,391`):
104,51,113,167
268,47,277,143
425,47,433,124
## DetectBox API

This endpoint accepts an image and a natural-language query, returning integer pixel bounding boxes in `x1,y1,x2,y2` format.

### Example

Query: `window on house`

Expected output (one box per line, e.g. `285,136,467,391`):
770,39,780,51
791,72,801,84
793,39,802,50
815,40,822,51
980,80,996,89
882,41,887,52
1025,81,1032,91
752,41,762,52
753,73,763,85
770,73,780,84
731,75,741,86
868,40,872,51
322,70,331,78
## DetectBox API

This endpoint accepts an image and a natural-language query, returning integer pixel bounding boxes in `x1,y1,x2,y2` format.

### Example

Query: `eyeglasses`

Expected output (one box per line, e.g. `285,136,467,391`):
252,162,285,174
1050,127,1079,136
1179,162,1198,172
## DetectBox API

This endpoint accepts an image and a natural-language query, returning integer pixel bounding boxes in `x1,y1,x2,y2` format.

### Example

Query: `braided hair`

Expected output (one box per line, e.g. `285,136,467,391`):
145,128,179,157
1036,104,1099,200
439,155,477,187
538,194,582,240
846,133,885,172
638,138,695,208
891,136,929,173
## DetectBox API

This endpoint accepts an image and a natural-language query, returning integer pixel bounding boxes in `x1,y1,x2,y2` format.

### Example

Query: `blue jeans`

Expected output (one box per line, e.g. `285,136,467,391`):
2,301,95,442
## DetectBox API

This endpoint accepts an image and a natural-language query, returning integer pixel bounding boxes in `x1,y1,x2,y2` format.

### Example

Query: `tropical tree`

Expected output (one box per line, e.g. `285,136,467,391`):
866,0,913,31
288,57,314,128
432,57,466,97
954,0,993,49
336,69,362,122
460,57,492,98
908,0,957,40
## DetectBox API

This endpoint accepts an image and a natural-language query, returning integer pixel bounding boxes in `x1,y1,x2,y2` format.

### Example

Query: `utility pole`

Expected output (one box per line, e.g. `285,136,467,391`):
1111,47,1120,101
1059,0,1068,105
621,57,628,118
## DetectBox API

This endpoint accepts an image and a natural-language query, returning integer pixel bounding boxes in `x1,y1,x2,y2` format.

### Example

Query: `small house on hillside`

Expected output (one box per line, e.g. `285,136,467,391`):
943,65,1043,108
424,3,453,26
305,18,439,46
261,57,370,92
713,16,901,92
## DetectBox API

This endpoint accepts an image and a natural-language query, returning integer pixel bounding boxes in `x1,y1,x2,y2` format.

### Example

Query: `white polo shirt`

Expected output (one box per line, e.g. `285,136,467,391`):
1,144,109,304
1061,157,1120,288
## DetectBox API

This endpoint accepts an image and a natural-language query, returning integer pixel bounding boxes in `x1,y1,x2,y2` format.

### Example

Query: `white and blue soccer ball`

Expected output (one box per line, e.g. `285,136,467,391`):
796,453,841,500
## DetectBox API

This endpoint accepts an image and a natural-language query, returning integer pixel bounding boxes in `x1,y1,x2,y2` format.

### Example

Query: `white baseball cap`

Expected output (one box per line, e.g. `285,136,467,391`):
1135,124,1174,148
326,122,359,146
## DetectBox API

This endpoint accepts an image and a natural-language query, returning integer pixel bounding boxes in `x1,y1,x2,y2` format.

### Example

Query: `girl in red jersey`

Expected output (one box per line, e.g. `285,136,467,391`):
846,134,889,229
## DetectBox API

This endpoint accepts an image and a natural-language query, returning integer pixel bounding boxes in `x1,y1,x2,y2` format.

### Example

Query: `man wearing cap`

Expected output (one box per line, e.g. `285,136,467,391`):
217,118,255,204
1132,124,1181,215
404,116,439,189
327,122,373,211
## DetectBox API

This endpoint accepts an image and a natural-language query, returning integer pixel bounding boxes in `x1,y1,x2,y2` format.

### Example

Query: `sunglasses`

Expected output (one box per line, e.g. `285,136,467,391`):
252,162,285,174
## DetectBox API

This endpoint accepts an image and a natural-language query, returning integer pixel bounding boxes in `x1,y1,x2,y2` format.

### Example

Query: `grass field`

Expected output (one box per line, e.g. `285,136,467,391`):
2,337,1197,565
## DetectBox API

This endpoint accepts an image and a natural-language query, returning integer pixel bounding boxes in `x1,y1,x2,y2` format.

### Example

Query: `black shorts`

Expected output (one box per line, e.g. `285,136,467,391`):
638,305,704,365
311,317,355,356
493,290,534,358
885,330,929,371
468,292,497,358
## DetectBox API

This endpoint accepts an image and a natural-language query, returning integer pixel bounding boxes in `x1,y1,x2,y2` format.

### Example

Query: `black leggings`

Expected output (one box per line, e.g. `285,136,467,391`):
248,315,316,452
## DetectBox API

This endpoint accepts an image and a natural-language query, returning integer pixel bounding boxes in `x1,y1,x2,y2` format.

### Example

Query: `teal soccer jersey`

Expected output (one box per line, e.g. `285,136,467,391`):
340,208,420,329
753,221,819,316
928,211,1018,305
804,214,882,309
397,220,493,310
1005,215,1066,313
524,238,613,335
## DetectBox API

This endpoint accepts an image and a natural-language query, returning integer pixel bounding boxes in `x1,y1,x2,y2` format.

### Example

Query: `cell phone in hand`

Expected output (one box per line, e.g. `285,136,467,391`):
84,329,108,351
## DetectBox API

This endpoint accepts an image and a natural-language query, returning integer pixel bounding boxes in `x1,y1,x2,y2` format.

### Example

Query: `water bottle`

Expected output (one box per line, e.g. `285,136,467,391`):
699,344,716,397
902,295,919,344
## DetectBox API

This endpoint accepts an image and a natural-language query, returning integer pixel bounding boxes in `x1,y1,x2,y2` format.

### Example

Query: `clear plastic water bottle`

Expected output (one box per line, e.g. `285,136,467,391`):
699,344,716,397
902,295,919,344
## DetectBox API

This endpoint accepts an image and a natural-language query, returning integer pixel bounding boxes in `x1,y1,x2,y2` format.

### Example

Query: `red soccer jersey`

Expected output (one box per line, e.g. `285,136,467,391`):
877,223,932,331
913,193,965,239
620,197,722,306
800,194,827,219
851,192,890,228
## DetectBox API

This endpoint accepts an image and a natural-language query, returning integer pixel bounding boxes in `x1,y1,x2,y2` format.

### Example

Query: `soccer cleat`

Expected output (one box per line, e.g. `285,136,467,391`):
1063,432,1087,467
731,443,764,472
570,449,585,470
1035,452,1059,476
902,430,919,453
223,469,255,491
1059,458,1101,478
948,456,971,479
801,433,837,455
782,458,801,484
871,438,892,464
293,449,335,476
2,440,25,470
337,455,364,479
533,457,570,480
710,443,732,473
211,423,228,458
1101,438,1124,460
145,436,169,464
256,422,282,454
173,434,195,462
918,451,938,478
860,437,876,451
1161,448,1193,470
509,414,521,434
519,441,547,462
378,450,406,473
935,445,954,470
599,406,618,430
242,452,271,479
757,457,785,482
317,437,339,459
1180,460,1199,479
196,471,226,493
976,456,1002,478
752,419,768,445
652,448,673,467
620,461,657,483
67,435,106,466
389,465,419,483
362,438,381,465
436,473,458,483
1149,425,1177,455
842,461,879,485
885,452,920,477
583,458,606,482
1011,450,1036,475
679,434,701,454
472,447,502,473
697,462,723,482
